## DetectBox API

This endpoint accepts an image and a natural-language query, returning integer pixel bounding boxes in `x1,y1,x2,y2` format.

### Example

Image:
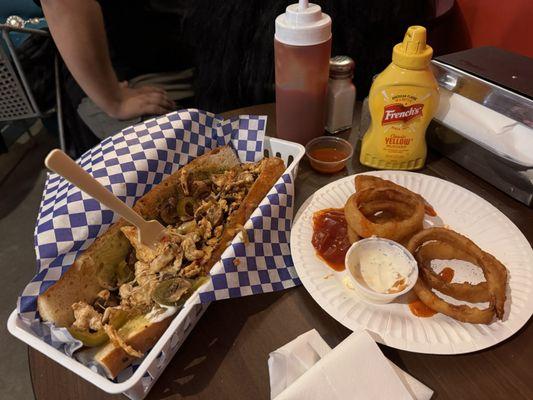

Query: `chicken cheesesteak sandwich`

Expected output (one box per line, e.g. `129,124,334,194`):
37,146,285,377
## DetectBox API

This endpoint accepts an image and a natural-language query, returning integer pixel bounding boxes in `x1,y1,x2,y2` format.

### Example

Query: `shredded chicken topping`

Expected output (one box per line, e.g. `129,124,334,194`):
72,159,265,345
72,302,103,331
180,261,203,278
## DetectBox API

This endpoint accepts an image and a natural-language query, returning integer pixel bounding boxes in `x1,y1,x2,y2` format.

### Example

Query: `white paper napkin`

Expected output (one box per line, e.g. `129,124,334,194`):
434,89,533,167
268,329,433,400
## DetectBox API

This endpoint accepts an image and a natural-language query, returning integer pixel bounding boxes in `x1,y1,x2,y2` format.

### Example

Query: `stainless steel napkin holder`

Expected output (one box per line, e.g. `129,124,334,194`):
428,47,533,207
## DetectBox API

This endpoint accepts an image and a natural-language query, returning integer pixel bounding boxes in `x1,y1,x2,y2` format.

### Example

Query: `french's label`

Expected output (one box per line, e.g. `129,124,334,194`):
382,103,424,125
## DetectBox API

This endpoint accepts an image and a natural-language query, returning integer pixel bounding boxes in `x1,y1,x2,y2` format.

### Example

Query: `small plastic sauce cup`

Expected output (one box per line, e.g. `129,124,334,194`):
305,136,353,174
344,237,418,304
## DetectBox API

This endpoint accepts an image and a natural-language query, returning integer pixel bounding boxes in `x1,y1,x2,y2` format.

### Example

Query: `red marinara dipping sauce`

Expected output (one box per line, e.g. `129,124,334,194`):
311,208,351,271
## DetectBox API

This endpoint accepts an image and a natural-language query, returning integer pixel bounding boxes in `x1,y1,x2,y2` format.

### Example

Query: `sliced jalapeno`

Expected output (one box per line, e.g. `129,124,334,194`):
176,196,196,218
97,263,117,290
176,220,197,235
152,278,192,306
175,276,209,308
109,308,130,329
68,327,109,347
68,309,130,347
152,276,209,307
116,260,134,285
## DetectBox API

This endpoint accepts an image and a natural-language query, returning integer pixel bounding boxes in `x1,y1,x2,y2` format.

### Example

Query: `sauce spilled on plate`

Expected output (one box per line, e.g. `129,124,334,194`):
312,208,351,271
409,266,454,317
409,299,437,318
424,204,437,217
438,266,454,282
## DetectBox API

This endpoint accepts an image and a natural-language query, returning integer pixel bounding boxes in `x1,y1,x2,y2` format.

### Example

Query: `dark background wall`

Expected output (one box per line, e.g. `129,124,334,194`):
454,0,533,57
189,0,434,112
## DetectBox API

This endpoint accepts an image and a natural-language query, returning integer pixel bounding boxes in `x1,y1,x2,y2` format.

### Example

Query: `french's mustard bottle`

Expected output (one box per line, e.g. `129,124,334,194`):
360,26,438,170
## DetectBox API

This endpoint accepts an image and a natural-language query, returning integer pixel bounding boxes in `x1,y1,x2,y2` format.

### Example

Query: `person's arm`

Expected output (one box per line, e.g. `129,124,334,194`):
41,0,174,120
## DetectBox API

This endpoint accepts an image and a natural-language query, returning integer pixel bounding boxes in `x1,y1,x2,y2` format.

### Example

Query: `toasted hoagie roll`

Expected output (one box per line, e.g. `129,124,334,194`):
38,145,285,377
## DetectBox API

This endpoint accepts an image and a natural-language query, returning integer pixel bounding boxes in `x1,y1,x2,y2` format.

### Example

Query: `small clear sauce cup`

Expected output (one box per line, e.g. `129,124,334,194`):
344,237,418,304
305,136,353,174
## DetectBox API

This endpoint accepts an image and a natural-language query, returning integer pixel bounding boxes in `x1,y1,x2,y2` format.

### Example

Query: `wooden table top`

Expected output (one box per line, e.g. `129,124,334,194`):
29,103,533,400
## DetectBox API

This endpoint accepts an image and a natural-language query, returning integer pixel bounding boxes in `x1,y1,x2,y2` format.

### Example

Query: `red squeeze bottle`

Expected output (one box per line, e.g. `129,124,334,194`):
275,1,332,145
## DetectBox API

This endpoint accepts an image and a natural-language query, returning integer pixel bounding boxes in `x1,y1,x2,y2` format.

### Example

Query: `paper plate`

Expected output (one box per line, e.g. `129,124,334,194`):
291,171,533,354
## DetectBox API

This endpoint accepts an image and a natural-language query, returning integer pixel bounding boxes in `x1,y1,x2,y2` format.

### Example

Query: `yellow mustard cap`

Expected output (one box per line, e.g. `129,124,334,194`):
392,26,433,70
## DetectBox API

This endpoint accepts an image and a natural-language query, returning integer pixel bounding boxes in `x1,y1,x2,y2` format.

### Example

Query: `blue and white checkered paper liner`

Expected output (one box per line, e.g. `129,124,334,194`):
16,109,300,383
200,173,299,302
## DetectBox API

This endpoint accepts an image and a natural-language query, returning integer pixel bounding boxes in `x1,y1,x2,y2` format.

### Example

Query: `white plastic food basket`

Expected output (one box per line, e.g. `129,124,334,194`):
7,136,305,399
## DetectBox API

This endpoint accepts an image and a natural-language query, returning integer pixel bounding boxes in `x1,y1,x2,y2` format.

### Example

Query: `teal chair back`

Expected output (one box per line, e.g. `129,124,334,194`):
1,0,46,47
0,0,44,21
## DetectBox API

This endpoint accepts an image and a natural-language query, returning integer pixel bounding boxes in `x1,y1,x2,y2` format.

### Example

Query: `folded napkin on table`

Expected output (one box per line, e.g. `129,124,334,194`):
269,329,433,400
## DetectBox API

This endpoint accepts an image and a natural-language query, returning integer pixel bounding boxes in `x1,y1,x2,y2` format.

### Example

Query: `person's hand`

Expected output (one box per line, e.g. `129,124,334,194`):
107,82,175,120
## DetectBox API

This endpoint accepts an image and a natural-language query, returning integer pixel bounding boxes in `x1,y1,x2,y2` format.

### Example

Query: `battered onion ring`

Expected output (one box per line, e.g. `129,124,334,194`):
415,241,490,303
354,175,436,218
355,175,399,192
358,200,412,222
345,187,424,242
413,279,495,324
407,228,507,323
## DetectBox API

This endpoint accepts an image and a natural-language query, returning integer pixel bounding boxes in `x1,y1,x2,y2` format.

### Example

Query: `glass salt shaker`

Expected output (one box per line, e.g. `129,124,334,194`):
325,56,356,134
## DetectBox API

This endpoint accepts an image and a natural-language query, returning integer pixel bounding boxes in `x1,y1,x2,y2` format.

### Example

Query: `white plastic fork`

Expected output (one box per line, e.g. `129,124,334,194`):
44,149,165,247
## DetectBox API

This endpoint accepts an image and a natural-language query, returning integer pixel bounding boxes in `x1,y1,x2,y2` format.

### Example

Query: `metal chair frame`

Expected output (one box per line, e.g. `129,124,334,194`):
0,23,65,151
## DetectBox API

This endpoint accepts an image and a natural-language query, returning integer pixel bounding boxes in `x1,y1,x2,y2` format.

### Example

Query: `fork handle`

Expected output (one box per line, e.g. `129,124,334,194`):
45,149,147,229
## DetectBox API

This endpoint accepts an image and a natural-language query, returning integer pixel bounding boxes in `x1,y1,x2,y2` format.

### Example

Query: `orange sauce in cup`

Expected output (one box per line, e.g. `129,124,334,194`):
308,148,349,173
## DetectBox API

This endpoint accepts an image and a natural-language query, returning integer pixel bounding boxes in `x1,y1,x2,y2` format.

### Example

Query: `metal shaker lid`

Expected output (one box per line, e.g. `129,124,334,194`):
329,56,355,79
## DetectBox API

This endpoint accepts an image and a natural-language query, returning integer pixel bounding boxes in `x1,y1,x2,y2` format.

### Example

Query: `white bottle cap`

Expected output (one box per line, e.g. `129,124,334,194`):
275,1,332,46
